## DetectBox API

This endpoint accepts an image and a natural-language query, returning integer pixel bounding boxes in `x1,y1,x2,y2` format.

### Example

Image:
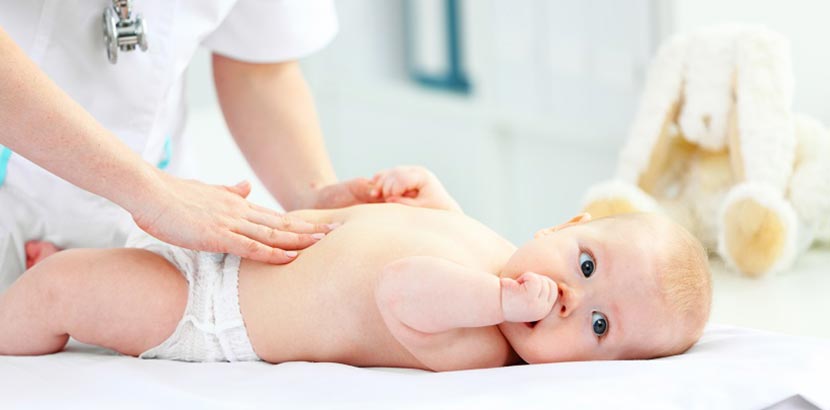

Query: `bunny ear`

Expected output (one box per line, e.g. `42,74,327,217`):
617,33,688,193
679,26,740,150
732,26,795,192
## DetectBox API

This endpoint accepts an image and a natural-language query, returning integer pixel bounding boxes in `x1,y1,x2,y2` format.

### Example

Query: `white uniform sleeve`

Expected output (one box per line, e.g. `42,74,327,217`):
202,0,338,62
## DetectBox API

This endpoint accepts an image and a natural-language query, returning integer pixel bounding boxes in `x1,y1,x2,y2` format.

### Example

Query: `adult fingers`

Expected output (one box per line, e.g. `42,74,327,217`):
225,232,300,265
236,221,323,251
226,180,252,198
247,204,331,234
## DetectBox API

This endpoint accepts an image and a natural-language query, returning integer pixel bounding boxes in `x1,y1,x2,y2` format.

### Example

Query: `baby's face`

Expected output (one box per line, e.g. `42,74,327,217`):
498,215,676,363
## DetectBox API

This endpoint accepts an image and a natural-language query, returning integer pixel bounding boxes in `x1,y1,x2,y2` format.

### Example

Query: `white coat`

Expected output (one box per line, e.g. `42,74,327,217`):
0,0,338,286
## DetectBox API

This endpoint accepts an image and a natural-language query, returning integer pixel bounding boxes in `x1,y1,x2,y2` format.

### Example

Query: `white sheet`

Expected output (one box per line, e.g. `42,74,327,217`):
1,325,827,409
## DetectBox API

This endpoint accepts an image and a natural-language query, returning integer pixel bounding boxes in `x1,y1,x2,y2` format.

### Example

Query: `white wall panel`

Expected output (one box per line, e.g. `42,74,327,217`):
298,0,655,242
187,0,656,242
671,0,830,124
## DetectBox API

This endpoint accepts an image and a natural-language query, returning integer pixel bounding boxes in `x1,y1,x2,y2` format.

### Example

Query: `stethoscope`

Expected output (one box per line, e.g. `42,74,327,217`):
102,0,148,64
0,2,155,186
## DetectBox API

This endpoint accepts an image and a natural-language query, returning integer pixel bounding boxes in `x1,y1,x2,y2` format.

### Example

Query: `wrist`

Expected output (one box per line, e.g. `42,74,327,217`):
113,164,166,215
498,277,511,323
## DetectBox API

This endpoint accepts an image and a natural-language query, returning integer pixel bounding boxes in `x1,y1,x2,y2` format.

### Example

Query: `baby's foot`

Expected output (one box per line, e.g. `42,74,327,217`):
25,241,62,269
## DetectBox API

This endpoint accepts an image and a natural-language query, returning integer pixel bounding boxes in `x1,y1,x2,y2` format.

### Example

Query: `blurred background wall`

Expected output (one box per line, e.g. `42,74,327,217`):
185,0,830,245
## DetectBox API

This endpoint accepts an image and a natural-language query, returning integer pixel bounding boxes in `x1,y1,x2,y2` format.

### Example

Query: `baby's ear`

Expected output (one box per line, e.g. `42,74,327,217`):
534,213,592,238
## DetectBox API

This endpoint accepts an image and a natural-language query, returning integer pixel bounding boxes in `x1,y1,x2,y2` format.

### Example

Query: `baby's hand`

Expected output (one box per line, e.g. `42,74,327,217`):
500,272,558,323
369,166,461,211
370,166,434,202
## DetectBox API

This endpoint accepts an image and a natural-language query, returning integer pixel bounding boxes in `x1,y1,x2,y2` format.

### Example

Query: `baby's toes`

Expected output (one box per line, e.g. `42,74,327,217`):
25,241,62,269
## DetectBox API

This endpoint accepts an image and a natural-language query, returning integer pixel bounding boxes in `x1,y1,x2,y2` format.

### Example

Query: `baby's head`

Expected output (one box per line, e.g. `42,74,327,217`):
498,212,711,363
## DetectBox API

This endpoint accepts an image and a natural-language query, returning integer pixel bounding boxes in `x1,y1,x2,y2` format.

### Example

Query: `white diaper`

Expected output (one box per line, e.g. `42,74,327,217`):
126,229,260,362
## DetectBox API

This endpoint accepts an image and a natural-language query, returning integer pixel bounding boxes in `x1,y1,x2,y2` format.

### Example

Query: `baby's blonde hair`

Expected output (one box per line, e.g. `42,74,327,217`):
597,213,712,357
654,218,712,356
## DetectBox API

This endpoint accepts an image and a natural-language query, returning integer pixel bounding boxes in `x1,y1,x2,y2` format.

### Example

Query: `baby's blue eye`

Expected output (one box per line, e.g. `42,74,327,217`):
579,252,595,278
592,312,608,336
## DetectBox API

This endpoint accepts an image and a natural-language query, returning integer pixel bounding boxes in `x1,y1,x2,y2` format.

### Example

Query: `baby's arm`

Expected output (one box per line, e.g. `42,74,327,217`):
375,256,556,371
0,249,185,357
369,166,462,212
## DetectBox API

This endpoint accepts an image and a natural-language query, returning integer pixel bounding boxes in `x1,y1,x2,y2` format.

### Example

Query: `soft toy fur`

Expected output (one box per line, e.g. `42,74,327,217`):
582,25,830,277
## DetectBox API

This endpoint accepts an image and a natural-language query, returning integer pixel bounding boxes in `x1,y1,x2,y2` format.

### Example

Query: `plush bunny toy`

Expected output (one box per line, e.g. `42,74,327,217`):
582,25,830,277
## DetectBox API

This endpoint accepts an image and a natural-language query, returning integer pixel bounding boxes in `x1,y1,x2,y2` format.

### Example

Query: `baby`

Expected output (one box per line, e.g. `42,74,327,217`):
0,166,711,371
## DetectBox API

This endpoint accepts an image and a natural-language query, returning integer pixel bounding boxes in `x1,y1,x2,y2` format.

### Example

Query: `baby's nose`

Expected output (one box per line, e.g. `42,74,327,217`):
556,283,581,318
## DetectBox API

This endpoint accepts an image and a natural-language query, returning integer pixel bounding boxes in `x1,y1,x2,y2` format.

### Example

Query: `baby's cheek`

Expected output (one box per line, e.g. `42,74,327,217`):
531,321,594,363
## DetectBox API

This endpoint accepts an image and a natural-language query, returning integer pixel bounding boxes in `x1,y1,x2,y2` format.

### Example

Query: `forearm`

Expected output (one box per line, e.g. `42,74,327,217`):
0,27,162,212
213,55,336,211
375,256,504,334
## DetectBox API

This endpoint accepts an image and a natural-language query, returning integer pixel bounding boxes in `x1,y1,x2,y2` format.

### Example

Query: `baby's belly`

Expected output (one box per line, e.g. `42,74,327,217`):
236,253,427,368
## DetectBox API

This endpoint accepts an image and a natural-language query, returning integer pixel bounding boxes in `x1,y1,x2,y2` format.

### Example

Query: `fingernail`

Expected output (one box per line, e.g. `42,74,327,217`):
311,233,326,240
285,251,298,258
326,223,342,230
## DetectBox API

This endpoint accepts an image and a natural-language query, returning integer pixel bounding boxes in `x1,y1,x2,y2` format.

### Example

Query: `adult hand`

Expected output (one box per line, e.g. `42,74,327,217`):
130,172,334,264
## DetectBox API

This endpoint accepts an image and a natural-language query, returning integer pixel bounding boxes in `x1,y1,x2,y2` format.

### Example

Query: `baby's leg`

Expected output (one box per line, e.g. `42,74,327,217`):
0,248,186,356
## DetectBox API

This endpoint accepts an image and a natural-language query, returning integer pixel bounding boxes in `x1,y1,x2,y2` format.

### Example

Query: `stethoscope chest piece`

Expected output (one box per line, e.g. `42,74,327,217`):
103,0,148,64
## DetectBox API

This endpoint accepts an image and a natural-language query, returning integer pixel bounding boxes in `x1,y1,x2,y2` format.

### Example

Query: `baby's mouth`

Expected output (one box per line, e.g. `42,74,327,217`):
525,321,539,329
